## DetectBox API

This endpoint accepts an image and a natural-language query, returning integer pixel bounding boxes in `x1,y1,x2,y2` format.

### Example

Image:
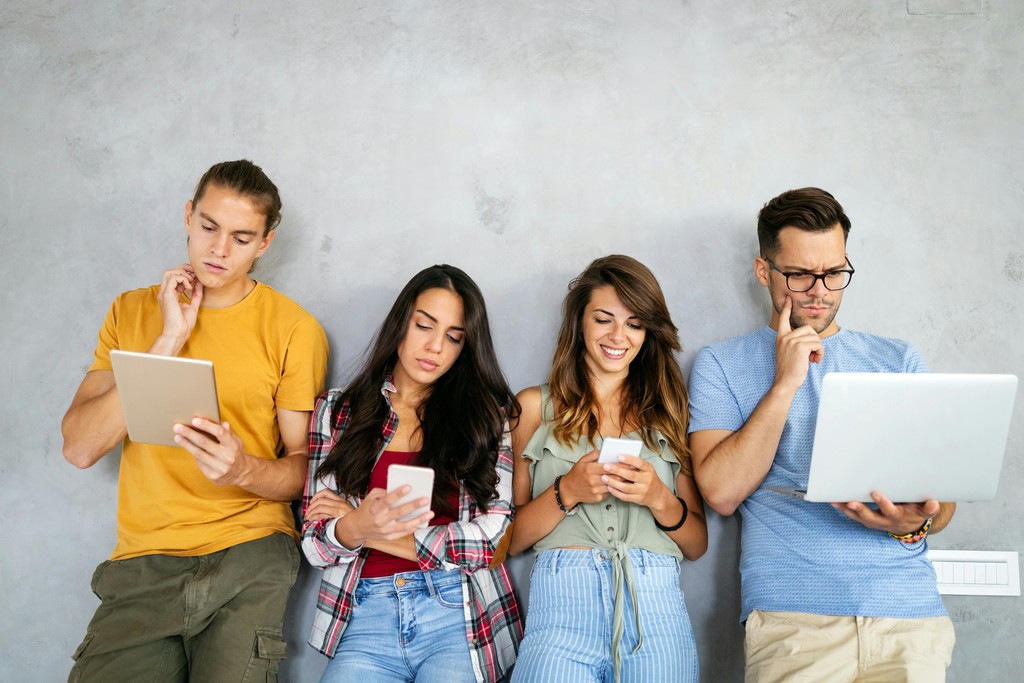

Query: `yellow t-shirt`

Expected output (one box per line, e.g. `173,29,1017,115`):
90,282,329,560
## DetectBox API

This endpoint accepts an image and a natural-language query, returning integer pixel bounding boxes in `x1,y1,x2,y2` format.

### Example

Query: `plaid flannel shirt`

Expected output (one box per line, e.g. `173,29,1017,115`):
300,380,522,682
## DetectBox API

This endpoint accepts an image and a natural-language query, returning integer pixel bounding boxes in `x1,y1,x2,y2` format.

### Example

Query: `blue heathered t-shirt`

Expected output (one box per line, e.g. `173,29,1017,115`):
688,326,947,622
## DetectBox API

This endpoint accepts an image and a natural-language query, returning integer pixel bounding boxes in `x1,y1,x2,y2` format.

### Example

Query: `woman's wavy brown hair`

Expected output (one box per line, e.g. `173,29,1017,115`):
547,255,692,475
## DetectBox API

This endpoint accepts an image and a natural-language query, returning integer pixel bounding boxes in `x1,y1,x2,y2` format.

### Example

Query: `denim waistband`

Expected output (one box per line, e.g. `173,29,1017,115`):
355,568,463,598
533,547,679,574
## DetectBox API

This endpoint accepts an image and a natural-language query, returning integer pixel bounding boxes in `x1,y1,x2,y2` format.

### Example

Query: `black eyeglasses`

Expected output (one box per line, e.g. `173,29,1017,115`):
763,256,855,292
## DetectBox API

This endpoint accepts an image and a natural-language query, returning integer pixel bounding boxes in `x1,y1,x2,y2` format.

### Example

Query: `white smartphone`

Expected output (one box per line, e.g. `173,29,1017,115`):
386,464,435,528
597,437,643,464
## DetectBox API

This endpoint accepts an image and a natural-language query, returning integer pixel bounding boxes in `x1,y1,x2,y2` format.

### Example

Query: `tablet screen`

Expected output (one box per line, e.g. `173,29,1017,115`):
110,350,220,447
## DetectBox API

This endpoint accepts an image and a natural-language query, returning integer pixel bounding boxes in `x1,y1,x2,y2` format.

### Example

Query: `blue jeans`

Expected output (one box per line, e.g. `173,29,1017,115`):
513,548,698,683
320,569,476,683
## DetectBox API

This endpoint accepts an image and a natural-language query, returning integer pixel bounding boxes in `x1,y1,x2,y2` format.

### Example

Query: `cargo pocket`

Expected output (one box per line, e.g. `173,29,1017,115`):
242,627,287,683
67,632,96,682
71,632,95,662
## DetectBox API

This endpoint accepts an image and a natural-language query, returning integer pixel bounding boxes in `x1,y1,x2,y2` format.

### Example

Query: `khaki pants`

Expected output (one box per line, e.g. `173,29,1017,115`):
745,610,955,683
68,533,299,683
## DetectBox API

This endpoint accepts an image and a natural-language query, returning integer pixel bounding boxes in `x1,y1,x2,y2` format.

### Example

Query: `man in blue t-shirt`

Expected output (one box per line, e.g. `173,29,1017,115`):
688,187,956,682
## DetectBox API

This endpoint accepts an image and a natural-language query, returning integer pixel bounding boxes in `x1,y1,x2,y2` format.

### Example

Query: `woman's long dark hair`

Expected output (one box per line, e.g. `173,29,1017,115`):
316,264,518,513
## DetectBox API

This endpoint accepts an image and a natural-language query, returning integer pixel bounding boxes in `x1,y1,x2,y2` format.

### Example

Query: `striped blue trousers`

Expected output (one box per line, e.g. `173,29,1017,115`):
513,547,698,683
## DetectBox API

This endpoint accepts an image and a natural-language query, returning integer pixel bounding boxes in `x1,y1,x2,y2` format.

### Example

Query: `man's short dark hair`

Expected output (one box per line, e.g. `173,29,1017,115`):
757,187,851,258
192,160,282,236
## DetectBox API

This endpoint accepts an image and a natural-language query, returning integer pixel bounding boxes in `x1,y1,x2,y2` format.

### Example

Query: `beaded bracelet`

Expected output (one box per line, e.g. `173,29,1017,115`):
655,496,689,532
553,475,578,516
887,517,933,544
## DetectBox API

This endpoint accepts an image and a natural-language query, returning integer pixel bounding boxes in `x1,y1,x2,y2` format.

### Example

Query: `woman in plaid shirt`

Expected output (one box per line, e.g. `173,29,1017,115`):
301,264,522,683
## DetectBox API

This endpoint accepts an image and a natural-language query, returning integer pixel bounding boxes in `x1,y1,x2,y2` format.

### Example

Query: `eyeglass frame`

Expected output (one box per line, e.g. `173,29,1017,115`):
762,256,856,292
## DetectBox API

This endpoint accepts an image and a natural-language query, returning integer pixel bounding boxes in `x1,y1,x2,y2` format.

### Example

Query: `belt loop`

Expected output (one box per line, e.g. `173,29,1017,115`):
423,570,436,598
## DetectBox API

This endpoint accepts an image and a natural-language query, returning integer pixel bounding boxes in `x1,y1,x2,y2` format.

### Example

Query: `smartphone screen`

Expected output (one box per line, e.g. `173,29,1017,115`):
597,437,643,464
386,464,435,527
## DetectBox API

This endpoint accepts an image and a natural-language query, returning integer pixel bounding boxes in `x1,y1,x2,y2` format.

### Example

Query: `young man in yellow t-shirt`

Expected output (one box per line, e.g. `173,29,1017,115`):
62,160,329,682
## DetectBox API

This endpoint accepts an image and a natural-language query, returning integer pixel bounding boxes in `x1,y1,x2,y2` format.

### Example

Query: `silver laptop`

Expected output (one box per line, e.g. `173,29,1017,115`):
110,350,220,447
767,373,1017,503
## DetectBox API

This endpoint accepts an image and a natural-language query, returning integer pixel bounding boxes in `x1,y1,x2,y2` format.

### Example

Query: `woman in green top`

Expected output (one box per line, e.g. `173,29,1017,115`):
509,254,707,683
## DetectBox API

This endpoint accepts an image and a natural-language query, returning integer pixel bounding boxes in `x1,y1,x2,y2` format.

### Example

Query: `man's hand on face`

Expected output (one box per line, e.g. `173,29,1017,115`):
153,264,204,354
773,296,824,392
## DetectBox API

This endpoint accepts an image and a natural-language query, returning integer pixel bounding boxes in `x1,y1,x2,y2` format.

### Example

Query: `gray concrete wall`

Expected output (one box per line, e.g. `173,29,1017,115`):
2,1,1021,680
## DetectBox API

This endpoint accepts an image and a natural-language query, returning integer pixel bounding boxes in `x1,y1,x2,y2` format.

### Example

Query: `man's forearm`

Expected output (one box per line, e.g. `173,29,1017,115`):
694,384,797,515
239,452,307,501
62,373,129,469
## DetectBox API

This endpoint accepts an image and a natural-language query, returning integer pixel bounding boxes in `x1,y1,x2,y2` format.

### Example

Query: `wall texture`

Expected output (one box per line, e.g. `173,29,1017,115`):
2,1,1022,680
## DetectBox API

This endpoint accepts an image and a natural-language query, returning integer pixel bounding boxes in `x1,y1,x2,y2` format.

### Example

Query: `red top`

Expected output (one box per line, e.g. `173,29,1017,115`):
360,451,459,578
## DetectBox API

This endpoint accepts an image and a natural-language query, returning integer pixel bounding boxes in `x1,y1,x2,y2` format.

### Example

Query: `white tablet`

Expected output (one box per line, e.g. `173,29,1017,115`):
110,350,220,448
